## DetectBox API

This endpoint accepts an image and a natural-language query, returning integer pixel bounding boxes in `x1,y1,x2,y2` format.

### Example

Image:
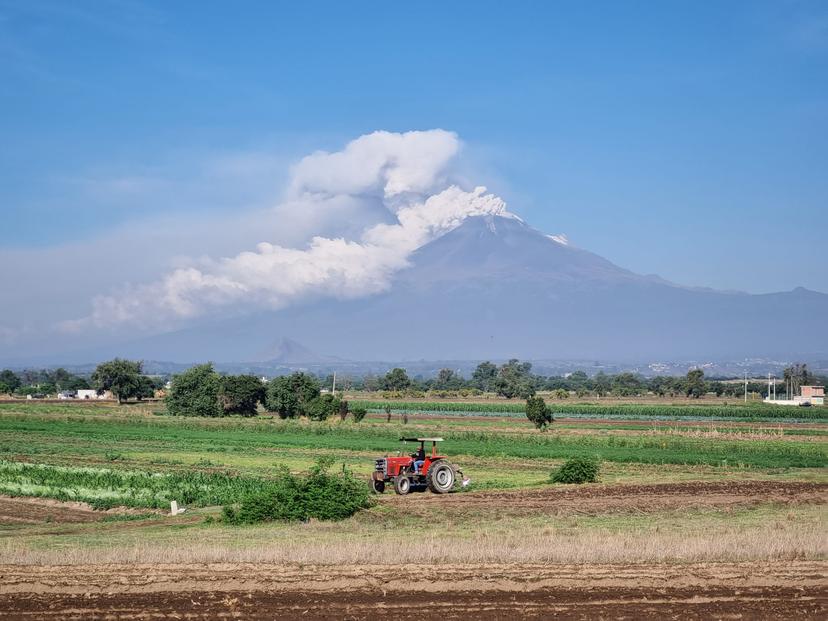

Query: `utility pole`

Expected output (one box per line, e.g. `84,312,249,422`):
744,371,748,403
332,371,336,395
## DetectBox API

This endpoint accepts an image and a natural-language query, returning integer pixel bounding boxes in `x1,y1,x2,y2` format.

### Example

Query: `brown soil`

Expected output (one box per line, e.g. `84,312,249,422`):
0,497,108,525
0,561,824,620
0,496,156,526
383,480,828,518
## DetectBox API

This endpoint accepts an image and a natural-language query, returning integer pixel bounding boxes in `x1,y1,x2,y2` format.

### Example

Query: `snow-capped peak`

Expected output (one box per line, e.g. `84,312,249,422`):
547,233,569,246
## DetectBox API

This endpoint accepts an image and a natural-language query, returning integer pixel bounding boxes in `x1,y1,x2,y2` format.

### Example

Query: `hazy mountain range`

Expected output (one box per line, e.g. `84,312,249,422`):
4,215,826,370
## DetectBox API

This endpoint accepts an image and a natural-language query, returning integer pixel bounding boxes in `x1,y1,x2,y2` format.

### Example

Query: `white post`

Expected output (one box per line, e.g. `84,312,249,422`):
332,372,336,394
170,500,178,515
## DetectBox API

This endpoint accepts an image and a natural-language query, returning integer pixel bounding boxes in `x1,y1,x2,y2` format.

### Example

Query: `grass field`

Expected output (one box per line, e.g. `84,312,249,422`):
0,400,824,565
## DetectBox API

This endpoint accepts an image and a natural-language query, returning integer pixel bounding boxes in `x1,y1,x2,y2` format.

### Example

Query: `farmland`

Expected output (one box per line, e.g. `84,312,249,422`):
0,399,826,619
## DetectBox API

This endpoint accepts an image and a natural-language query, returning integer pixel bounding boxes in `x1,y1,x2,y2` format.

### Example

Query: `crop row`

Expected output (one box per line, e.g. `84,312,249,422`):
350,400,828,420
0,414,824,470
0,460,270,509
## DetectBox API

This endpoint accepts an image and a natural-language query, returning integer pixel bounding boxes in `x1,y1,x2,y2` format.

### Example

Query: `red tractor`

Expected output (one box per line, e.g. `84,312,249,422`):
371,437,468,495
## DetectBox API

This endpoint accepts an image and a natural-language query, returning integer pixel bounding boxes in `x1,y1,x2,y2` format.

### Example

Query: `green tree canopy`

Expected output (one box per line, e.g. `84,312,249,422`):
382,368,411,391
264,372,321,418
306,393,342,421
685,368,706,399
494,359,535,398
166,364,222,417
219,374,265,417
433,368,462,390
91,359,144,403
0,370,21,394
471,361,498,391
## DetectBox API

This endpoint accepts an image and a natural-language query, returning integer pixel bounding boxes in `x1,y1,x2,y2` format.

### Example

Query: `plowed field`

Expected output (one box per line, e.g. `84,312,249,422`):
385,480,828,517
0,562,825,620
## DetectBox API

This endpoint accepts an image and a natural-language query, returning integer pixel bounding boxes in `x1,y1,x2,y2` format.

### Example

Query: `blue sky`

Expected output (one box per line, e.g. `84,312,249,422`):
1,0,826,321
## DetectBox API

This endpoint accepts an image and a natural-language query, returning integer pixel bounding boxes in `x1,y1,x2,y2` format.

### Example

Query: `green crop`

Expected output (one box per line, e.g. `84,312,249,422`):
0,460,271,510
350,400,828,421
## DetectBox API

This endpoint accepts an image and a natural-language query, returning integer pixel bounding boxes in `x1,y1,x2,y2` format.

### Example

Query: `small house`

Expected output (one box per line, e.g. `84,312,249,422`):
801,386,825,406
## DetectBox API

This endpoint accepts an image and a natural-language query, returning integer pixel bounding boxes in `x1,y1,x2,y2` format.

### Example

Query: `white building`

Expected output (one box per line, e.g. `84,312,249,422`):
76,389,110,400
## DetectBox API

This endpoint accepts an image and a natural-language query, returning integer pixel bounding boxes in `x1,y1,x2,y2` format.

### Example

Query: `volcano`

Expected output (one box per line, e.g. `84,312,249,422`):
23,215,828,365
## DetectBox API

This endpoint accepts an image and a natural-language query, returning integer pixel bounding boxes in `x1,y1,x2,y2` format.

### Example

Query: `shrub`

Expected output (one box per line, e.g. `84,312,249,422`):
351,405,367,422
223,459,373,524
166,364,222,417
551,456,600,484
525,396,553,430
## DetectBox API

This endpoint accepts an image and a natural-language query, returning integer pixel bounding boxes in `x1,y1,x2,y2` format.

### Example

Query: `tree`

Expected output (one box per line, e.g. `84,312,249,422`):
306,393,342,421
525,395,553,431
784,363,815,397
471,361,498,392
685,368,705,399
136,375,158,400
433,368,461,390
611,372,644,397
382,368,411,391
91,359,144,403
552,388,569,400
492,359,535,398
166,364,222,417
351,405,368,423
338,398,350,421
264,372,320,419
219,375,265,416
0,370,20,395
592,372,610,397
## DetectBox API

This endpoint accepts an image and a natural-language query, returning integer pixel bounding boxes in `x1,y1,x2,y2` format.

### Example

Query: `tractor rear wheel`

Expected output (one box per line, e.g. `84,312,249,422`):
394,476,411,495
371,479,386,494
426,461,456,493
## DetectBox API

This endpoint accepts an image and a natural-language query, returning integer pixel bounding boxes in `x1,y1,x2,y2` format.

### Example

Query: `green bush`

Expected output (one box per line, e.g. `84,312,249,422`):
351,405,368,422
551,456,600,484
223,459,373,524
525,396,553,430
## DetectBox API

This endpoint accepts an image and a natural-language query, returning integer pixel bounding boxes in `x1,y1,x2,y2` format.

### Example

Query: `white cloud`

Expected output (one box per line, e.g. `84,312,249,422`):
60,130,510,332
289,129,459,203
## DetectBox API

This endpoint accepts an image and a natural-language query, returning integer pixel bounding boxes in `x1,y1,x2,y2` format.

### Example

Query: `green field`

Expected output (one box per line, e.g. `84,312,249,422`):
0,400,825,567
351,399,828,420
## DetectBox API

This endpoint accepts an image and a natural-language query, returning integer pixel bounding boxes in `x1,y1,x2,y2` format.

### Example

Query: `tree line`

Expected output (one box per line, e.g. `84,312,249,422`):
1,358,823,406
165,364,367,421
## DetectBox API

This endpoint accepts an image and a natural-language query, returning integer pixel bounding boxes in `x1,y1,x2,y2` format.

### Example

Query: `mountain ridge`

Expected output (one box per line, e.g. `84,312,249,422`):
5,214,825,364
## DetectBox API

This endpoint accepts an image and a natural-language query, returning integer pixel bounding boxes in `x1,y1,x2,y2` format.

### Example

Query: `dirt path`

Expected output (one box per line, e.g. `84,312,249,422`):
383,480,828,517
0,561,824,619
0,497,108,525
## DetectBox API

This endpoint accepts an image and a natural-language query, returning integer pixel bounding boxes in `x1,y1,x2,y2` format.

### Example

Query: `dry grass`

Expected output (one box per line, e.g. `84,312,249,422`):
3,520,824,566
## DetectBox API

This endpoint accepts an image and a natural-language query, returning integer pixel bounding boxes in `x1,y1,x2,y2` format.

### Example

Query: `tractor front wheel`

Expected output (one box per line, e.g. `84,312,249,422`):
394,476,411,495
426,461,456,493
371,479,386,494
